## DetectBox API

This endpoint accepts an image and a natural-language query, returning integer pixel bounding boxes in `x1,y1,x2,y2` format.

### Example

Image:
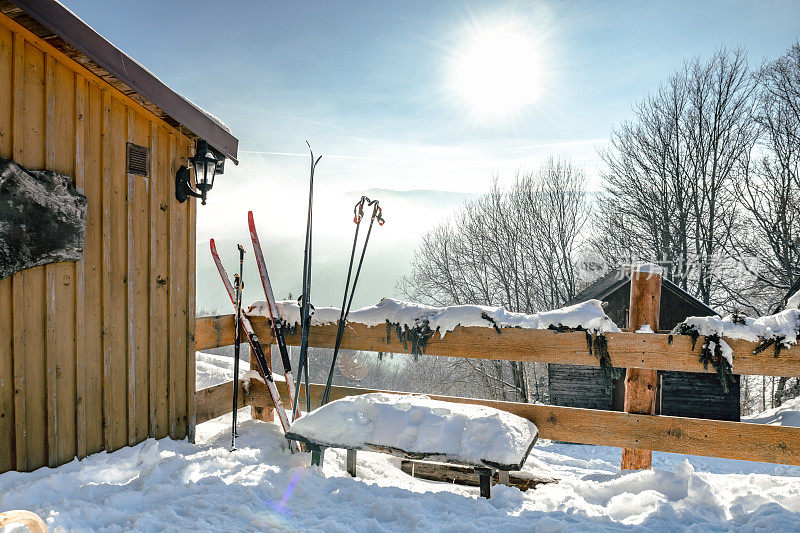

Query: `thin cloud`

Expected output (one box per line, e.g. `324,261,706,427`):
239,150,413,163
490,138,608,152
240,137,608,163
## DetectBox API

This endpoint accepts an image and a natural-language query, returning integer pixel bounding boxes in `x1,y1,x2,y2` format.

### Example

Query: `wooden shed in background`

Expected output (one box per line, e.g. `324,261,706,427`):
0,0,238,474
548,268,741,421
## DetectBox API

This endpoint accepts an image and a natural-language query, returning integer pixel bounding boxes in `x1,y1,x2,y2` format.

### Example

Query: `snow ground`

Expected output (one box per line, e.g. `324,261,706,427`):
195,351,249,390
2,414,799,532
2,355,800,532
744,396,800,428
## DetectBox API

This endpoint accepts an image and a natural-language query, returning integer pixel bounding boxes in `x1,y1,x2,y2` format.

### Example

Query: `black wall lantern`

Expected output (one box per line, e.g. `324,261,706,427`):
176,139,225,205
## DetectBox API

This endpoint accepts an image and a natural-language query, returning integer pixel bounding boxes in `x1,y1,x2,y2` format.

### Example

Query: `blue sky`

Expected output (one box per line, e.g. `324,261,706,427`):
62,0,800,311
62,0,800,187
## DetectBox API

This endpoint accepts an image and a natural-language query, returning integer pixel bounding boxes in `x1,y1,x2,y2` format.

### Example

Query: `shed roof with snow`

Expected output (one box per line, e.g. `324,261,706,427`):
564,267,716,331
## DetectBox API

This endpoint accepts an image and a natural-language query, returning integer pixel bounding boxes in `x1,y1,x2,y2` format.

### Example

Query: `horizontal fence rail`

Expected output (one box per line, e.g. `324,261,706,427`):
194,313,800,467
195,378,800,467
196,314,800,377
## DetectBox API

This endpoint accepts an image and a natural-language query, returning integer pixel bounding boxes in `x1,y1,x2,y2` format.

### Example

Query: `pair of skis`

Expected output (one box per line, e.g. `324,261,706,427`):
211,145,319,453
212,145,385,452
210,236,299,453
293,145,321,421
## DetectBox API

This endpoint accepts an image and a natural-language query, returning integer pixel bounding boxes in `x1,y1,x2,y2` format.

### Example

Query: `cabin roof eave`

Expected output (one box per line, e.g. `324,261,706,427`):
0,0,239,163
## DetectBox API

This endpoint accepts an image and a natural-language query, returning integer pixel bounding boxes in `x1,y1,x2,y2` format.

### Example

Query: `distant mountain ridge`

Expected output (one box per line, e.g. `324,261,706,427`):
347,188,476,205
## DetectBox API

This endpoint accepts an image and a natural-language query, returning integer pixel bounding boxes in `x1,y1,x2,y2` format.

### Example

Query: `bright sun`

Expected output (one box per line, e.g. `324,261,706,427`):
452,28,543,117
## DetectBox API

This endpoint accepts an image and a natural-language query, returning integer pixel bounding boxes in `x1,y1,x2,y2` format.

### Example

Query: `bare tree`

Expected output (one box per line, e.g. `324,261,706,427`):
749,44,800,407
513,157,591,309
758,42,800,191
596,44,800,413
685,48,757,304
399,156,591,402
595,47,758,307
727,43,800,315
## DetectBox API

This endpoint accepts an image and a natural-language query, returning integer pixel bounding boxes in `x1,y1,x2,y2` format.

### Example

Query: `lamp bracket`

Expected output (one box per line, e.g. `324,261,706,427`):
175,165,202,203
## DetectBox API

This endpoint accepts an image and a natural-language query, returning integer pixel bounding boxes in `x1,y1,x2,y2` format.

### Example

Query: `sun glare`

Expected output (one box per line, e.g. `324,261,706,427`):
452,28,543,117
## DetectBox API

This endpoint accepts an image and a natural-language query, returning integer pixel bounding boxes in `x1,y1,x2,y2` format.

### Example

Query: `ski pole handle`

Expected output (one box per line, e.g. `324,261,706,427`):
366,198,385,226
354,196,385,225
353,196,368,224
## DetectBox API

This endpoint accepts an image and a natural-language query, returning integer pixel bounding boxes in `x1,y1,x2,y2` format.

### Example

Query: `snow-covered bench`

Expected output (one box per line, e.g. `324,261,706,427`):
285,393,539,498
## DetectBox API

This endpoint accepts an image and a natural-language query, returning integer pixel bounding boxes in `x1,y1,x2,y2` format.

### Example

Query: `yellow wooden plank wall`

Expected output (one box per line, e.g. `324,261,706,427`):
0,15,197,473
0,25,10,475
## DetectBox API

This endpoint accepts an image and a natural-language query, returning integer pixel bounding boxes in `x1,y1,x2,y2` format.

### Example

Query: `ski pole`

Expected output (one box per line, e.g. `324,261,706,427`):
321,197,384,406
231,244,245,451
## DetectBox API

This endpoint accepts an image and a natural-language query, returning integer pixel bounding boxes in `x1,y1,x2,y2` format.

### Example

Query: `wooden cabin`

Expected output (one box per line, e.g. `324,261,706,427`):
0,0,238,474
548,268,741,421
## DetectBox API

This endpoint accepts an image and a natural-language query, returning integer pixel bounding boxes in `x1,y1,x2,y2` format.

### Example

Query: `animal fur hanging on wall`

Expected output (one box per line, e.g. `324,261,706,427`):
0,158,87,280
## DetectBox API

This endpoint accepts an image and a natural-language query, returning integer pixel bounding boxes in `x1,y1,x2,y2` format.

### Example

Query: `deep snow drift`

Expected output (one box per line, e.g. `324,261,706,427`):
744,396,800,428
249,297,621,339
287,393,538,469
2,408,800,532
1,353,800,531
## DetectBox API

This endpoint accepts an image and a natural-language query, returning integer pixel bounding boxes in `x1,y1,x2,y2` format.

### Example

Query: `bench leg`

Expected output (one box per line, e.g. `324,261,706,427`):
311,446,326,467
475,467,492,499
346,449,357,477
497,470,510,486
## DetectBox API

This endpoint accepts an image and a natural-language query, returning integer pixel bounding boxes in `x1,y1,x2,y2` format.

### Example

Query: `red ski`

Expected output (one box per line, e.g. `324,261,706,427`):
248,211,300,420
209,238,298,453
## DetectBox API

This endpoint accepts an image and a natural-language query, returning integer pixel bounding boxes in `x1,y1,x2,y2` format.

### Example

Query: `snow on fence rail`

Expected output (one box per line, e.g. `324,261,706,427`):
194,313,800,467
195,314,800,377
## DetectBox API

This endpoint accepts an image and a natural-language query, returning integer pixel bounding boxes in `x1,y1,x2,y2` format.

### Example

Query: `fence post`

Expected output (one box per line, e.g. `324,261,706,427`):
621,264,662,470
249,344,274,423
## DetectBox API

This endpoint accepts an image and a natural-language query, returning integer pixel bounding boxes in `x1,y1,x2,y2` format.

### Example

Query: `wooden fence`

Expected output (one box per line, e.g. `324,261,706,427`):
194,311,800,468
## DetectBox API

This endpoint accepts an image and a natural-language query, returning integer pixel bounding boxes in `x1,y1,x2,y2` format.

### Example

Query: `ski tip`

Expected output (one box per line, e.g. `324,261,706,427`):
209,238,217,252
248,210,254,223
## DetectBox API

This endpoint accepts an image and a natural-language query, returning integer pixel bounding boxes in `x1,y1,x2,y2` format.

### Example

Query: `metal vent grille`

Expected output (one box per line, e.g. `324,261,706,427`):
126,142,149,176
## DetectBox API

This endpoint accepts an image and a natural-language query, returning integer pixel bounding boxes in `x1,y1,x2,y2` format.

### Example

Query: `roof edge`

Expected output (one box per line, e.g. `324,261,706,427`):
9,0,238,163
567,267,717,316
